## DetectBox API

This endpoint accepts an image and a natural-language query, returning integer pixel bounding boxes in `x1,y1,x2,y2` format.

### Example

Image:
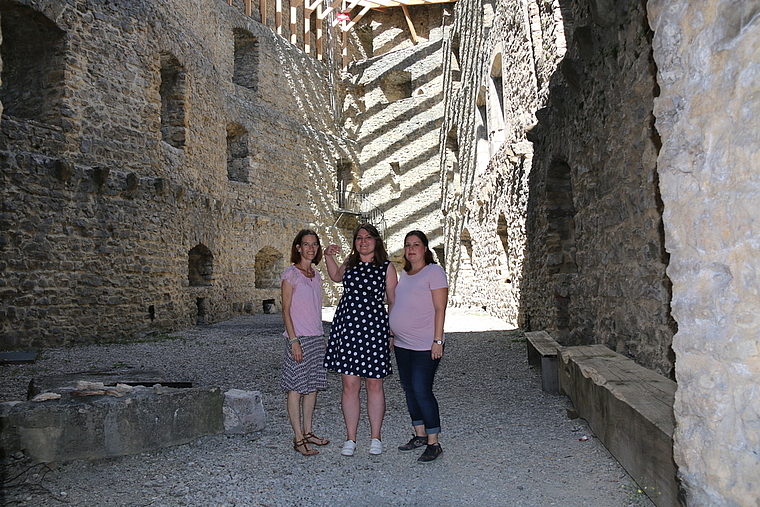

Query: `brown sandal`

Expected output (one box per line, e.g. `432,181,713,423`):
304,432,330,446
293,438,319,456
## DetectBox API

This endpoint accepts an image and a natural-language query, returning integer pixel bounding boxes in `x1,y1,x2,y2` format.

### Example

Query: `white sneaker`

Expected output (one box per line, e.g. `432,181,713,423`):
369,438,383,455
341,440,356,456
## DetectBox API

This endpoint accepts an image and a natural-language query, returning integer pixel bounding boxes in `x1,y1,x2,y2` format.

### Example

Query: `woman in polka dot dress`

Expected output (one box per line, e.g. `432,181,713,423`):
323,224,398,456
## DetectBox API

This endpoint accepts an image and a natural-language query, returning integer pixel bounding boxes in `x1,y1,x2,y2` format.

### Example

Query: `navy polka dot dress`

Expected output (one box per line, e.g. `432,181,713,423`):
324,260,392,379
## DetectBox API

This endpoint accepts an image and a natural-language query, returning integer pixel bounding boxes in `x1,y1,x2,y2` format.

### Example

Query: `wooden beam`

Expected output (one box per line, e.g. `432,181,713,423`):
330,0,361,27
357,0,455,7
341,5,371,30
276,0,283,35
304,7,312,54
244,0,252,16
318,0,345,20
342,26,348,72
290,0,299,44
401,4,418,44
260,0,267,26
357,0,401,7
316,4,324,60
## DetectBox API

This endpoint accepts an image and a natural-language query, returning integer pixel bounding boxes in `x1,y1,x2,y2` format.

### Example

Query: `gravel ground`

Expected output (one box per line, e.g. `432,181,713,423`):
1,309,654,507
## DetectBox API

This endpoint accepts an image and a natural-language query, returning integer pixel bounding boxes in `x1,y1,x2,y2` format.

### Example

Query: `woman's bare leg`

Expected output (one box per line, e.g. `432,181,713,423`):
341,374,362,441
365,378,385,440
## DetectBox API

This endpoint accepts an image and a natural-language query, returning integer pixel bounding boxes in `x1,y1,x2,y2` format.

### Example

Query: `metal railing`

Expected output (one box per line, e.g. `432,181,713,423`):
334,190,386,238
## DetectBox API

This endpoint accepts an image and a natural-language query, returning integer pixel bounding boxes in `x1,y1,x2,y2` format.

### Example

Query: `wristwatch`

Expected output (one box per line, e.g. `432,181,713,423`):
433,340,444,345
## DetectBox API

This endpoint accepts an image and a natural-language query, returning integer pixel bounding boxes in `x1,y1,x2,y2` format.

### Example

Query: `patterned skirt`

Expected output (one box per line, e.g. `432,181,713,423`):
281,335,328,394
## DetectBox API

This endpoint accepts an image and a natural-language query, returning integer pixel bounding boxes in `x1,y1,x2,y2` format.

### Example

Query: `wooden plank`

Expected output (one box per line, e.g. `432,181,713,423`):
540,355,559,393
525,331,561,393
290,0,299,44
526,330,560,357
342,27,348,72
401,5,418,44
276,0,283,35
318,0,345,20
0,351,37,364
559,345,680,507
304,7,312,54
316,5,323,60
342,5,371,30
260,0,267,26
357,0,459,6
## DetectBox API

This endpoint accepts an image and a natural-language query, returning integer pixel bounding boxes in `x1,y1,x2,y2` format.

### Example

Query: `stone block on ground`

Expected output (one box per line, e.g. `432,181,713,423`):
1,386,225,463
223,389,266,434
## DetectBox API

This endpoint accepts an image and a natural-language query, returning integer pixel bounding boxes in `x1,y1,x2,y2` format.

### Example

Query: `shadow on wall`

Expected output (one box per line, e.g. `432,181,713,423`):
518,0,674,375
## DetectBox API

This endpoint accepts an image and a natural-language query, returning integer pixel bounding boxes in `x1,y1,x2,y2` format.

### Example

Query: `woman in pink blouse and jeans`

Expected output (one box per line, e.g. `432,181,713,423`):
389,230,448,463
281,229,330,456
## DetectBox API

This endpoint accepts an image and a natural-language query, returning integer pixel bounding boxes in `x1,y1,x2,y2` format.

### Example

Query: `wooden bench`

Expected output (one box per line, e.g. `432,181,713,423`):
525,331,562,393
558,345,680,507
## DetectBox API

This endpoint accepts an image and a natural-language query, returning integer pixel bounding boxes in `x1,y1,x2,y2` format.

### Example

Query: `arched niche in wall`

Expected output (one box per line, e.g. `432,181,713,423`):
445,125,461,195
475,86,489,176
189,244,214,287
255,246,284,289
336,158,355,209
497,212,509,259
460,227,474,262
457,227,476,288
497,212,511,283
159,52,187,149
227,123,250,182
233,29,259,92
449,31,462,86
0,3,65,125
488,48,506,151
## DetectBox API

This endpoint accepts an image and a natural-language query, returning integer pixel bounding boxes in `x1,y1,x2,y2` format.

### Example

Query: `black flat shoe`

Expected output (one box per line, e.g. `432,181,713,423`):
417,443,443,463
398,435,427,452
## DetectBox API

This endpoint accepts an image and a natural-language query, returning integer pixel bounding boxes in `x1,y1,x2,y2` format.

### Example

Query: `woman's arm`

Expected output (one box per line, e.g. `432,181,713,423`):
385,262,398,314
430,287,448,359
324,244,346,282
386,263,398,350
281,278,303,362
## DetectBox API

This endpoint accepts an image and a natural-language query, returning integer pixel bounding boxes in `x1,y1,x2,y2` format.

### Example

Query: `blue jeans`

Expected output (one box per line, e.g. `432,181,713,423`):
394,347,441,434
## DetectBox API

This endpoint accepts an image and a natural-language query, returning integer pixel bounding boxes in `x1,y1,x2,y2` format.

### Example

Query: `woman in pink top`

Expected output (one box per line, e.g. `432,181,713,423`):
389,230,448,463
281,229,329,456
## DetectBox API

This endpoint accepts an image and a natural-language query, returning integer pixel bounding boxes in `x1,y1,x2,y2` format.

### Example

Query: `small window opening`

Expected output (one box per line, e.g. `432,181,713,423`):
255,246,284,289
189,244,214,286
0,5,65,125
159,52,187,148
380,71,412,103
233,29,259,91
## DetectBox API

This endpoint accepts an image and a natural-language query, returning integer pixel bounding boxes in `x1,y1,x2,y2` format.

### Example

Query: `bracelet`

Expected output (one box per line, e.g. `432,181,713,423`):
288,337,300,344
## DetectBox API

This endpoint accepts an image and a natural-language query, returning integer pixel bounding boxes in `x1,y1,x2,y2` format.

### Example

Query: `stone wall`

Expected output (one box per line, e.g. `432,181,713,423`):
438,0,675,377
0,0,351,348
648,0,760,504
525,0,675,376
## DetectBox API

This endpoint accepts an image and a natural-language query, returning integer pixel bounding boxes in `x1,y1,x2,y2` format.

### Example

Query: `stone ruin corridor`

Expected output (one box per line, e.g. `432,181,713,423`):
0,0,758,505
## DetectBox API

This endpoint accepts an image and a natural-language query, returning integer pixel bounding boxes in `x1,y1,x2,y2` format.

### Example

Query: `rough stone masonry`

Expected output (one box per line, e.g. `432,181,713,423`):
1,0,759,505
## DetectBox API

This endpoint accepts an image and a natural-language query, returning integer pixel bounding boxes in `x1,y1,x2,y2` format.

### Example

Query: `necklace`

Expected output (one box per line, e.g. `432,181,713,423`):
297,265,315,278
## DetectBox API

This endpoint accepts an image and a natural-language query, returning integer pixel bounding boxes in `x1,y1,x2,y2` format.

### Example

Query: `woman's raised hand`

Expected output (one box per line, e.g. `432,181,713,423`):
325,244,341,256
